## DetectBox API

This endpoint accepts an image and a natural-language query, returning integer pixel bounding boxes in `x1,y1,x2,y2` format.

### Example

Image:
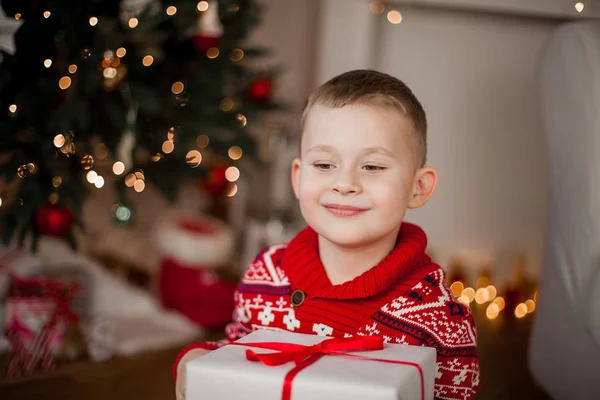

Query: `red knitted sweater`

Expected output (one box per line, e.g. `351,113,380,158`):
175,223,480,400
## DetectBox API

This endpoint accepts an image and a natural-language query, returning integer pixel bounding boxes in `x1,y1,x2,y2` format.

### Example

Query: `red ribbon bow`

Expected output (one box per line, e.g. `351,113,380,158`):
231,335,425,400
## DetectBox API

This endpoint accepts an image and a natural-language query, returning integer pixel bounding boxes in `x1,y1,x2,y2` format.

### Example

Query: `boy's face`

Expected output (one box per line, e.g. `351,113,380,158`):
292,104,436,248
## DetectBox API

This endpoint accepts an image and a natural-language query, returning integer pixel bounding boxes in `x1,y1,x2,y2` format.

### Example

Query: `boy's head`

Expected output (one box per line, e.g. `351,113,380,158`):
300,69,428,168
291,70,438,248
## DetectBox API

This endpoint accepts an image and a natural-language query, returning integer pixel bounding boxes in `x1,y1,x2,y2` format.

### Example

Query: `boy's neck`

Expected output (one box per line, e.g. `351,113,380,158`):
318,230,400,285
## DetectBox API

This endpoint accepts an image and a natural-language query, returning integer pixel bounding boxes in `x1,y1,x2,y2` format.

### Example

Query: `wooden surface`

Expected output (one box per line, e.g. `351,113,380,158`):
0,310,549,400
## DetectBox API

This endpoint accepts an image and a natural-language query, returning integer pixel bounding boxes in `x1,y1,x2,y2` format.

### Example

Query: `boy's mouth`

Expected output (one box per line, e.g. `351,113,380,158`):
322,204,369,217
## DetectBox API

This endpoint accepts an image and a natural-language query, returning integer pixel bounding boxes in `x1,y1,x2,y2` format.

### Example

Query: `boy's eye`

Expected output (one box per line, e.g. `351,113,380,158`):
362,165,386,172
313,163,334,171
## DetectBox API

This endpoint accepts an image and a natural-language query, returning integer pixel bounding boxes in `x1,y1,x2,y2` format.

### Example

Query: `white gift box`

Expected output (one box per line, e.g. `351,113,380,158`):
187,330,436,400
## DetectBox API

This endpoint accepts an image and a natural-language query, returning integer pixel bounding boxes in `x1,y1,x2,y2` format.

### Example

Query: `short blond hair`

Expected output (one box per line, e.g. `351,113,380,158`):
301,70,427,167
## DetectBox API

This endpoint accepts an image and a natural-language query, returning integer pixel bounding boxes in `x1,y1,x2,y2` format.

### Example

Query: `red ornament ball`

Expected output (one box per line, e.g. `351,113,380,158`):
36,202,74,237
200,164,229,198
248,77,273,102
192,34,221,53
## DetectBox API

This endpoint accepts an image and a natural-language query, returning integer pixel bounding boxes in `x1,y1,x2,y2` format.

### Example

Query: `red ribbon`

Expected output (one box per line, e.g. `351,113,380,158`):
230,336,425,400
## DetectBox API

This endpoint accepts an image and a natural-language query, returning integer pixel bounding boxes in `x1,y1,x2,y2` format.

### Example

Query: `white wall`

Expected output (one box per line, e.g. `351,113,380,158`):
389,0,600,19
377,7,554,281
315,1,571,281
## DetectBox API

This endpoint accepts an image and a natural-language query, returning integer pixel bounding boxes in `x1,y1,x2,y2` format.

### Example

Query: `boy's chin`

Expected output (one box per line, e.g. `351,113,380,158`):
315,227,379,249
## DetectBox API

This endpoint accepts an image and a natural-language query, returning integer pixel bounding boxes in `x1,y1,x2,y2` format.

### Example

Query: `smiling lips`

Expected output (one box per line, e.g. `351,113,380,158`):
323,204,369,217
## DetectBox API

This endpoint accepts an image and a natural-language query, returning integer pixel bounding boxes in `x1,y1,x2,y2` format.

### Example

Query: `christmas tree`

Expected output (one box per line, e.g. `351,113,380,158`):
0,0,280,250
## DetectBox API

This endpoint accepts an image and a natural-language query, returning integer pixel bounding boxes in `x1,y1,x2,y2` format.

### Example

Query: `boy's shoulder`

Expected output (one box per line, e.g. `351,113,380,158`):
374,264,478,352
241,243,290,286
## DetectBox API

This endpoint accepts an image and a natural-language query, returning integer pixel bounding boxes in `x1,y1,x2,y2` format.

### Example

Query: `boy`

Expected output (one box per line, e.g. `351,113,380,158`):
174,70,480,400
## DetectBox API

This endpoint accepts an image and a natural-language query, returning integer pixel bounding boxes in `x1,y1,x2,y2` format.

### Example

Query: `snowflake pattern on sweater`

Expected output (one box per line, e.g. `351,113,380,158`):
181,224,480,400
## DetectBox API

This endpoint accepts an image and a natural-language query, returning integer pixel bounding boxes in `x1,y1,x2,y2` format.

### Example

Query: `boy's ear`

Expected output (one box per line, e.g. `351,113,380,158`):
291,158,301,200
408,166,438,209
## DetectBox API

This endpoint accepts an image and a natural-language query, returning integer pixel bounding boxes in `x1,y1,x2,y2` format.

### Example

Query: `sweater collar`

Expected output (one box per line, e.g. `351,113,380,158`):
281,222,430,300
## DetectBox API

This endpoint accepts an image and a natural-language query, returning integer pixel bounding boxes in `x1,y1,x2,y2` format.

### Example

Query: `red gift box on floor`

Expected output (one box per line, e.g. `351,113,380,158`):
3,274,80,378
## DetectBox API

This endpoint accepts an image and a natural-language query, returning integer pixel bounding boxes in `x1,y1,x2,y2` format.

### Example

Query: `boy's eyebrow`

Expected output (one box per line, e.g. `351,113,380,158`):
361,146,396,158
305,145,396,158
306,145,335,154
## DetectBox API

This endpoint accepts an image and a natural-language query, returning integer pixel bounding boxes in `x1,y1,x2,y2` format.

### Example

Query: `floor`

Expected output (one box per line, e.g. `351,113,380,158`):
0,304,551,400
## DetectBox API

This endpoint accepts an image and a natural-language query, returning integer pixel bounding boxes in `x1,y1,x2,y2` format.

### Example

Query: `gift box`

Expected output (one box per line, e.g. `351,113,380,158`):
187,330,436,400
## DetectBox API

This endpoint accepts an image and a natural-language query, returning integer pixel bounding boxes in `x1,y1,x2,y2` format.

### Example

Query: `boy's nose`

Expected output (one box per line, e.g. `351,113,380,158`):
331,170,361,195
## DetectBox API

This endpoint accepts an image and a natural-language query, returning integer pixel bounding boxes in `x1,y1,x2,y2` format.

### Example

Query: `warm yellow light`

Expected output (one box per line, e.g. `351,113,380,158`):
475,288,487,305
196,135,209,148
458,295,470,305
53,134,65,148
485,285,497,301
369,1,385,14
142,55,154,66
387,10,402,24
44,11,51,18
461,287,475,303
125,173,136,187
134,171,145,181
94,176,105,188
68,64,77,74
486,303,500,320
44,59,52,68
59,76,72,90
81,155,94,170
227,183,238,197
86,170,98,184
167,127,175,141
236,114,247,127
8,104,17,113
103,67,117,79
162,140,175,154
207,47,219,59
52,176,62,188
116,47,127,58
228,145,243,160
575,2,585,12
225,167,240,182
186,150,202,168
515,303,528,318
220,98,234,112
526,299,536,313
493,297,505,311
229,49,244,62
533,290,538,303
450,281,464,298
14,13,21,20
134,180,145,193
111,58,120,67
129,18,139,28
113,161,125,175
197,1,209,11
166,6,177,15
171,81,184,94
89,17,98,26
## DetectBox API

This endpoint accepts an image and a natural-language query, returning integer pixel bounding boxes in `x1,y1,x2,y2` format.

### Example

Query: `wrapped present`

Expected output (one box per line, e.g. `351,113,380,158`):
187,330,436,400
3,274,80,378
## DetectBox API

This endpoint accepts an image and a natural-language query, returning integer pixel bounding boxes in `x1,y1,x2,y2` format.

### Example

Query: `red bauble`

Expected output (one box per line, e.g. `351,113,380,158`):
192,34,221,53
200,164,229,198
248,77,273,103
36,203,74,237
